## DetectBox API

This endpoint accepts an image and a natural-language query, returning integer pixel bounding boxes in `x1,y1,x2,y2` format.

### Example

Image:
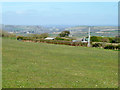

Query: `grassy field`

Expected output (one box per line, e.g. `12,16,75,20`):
2,38,118,88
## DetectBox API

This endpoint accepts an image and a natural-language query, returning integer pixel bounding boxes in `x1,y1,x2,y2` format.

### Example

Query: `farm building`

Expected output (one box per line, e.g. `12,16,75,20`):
45,37,55,40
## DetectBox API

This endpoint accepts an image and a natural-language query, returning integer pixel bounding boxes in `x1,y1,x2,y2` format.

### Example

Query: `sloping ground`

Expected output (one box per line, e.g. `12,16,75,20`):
2,38,118,88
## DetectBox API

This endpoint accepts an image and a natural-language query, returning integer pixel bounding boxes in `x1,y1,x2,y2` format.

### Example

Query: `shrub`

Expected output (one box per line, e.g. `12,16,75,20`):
80,42,88,47
17,36,24,40
104,45,116,50
92,43,102,47
55,37,72,41
115,45,120,50
91,36,102,42
55,37,64,40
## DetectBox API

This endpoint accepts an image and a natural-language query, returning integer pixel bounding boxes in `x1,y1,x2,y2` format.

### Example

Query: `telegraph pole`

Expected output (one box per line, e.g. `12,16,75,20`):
87,27,91,47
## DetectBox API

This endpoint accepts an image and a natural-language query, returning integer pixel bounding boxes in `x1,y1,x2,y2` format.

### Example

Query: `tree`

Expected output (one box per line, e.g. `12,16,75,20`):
59,31,70,37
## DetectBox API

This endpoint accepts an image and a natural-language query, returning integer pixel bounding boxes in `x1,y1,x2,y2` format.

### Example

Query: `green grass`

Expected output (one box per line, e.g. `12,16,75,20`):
2,38,118,88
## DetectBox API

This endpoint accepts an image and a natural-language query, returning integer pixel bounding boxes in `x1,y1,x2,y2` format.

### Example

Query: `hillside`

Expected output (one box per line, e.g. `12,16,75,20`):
2,38,118,88
3,25,118,37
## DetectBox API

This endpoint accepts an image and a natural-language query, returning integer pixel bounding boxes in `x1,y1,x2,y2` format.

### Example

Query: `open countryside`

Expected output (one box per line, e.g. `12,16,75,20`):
1,2,118,88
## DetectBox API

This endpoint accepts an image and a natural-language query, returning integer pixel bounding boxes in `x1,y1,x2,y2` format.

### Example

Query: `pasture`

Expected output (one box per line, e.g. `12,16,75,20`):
2,38,118,88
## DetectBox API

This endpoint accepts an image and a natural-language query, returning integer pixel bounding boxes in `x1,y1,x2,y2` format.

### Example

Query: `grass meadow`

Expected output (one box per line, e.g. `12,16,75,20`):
2,38,118,88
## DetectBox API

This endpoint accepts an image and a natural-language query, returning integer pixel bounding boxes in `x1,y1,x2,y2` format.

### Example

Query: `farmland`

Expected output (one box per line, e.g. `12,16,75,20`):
2,38,118,88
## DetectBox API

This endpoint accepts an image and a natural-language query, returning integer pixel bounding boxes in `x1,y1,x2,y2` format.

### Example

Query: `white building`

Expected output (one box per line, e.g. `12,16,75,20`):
45,37,55,40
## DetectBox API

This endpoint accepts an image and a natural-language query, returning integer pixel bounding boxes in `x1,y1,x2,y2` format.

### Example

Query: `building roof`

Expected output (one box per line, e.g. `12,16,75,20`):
45,37,55,40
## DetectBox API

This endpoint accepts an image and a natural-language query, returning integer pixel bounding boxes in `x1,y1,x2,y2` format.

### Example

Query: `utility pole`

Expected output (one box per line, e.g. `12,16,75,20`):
87,27,91,47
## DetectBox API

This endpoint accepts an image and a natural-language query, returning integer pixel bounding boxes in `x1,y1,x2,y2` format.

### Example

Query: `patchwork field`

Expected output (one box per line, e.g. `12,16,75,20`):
2,38,118,88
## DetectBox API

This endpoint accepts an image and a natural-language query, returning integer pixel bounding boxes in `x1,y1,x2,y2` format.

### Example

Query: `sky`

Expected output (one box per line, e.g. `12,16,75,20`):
1,2,118,26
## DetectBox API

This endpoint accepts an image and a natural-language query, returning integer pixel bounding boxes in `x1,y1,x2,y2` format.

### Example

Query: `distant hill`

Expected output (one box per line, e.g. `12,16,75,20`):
2,25,118,37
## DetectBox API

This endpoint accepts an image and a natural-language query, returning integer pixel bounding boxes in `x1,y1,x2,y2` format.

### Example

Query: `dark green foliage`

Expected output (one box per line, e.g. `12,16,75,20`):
55,37,72,41
113,36,120,43
115,45,120,50
17,36,24,40
109,37,115,43
104,45,116,50
55,37,65,40
108,37,120,43
91,36,120,43
79,42,88,47
91,36,102,42
59,31,70,37
92,43,102,47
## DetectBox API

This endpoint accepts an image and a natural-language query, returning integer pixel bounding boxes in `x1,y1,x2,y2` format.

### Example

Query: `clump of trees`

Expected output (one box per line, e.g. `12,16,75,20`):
59,31,70,37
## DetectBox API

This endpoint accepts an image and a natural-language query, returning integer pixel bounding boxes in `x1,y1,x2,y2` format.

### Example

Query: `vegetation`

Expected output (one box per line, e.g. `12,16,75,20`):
55,37,72,41
59,31,70,37
30,33,49,39
2,38,118,88
92,42,120,50
104,45,120,50
16,33,49,40
90,36,120,43
16,35,120,50
0,30,16,38
2,30,119,50
92,43,103,48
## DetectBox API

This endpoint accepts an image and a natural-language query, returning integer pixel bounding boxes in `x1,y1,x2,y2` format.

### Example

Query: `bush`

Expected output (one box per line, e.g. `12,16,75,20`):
92,43,102,47
91,36,119,43
112,36,120,43
55,37,72,41
17,36,24,40
104,45,116,50
115,45,120,50
55,37,64,40
80,42,88,47
91,36,102,42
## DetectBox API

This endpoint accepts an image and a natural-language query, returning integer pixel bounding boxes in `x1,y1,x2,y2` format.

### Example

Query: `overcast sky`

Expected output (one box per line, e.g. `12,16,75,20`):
2,2,118,26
